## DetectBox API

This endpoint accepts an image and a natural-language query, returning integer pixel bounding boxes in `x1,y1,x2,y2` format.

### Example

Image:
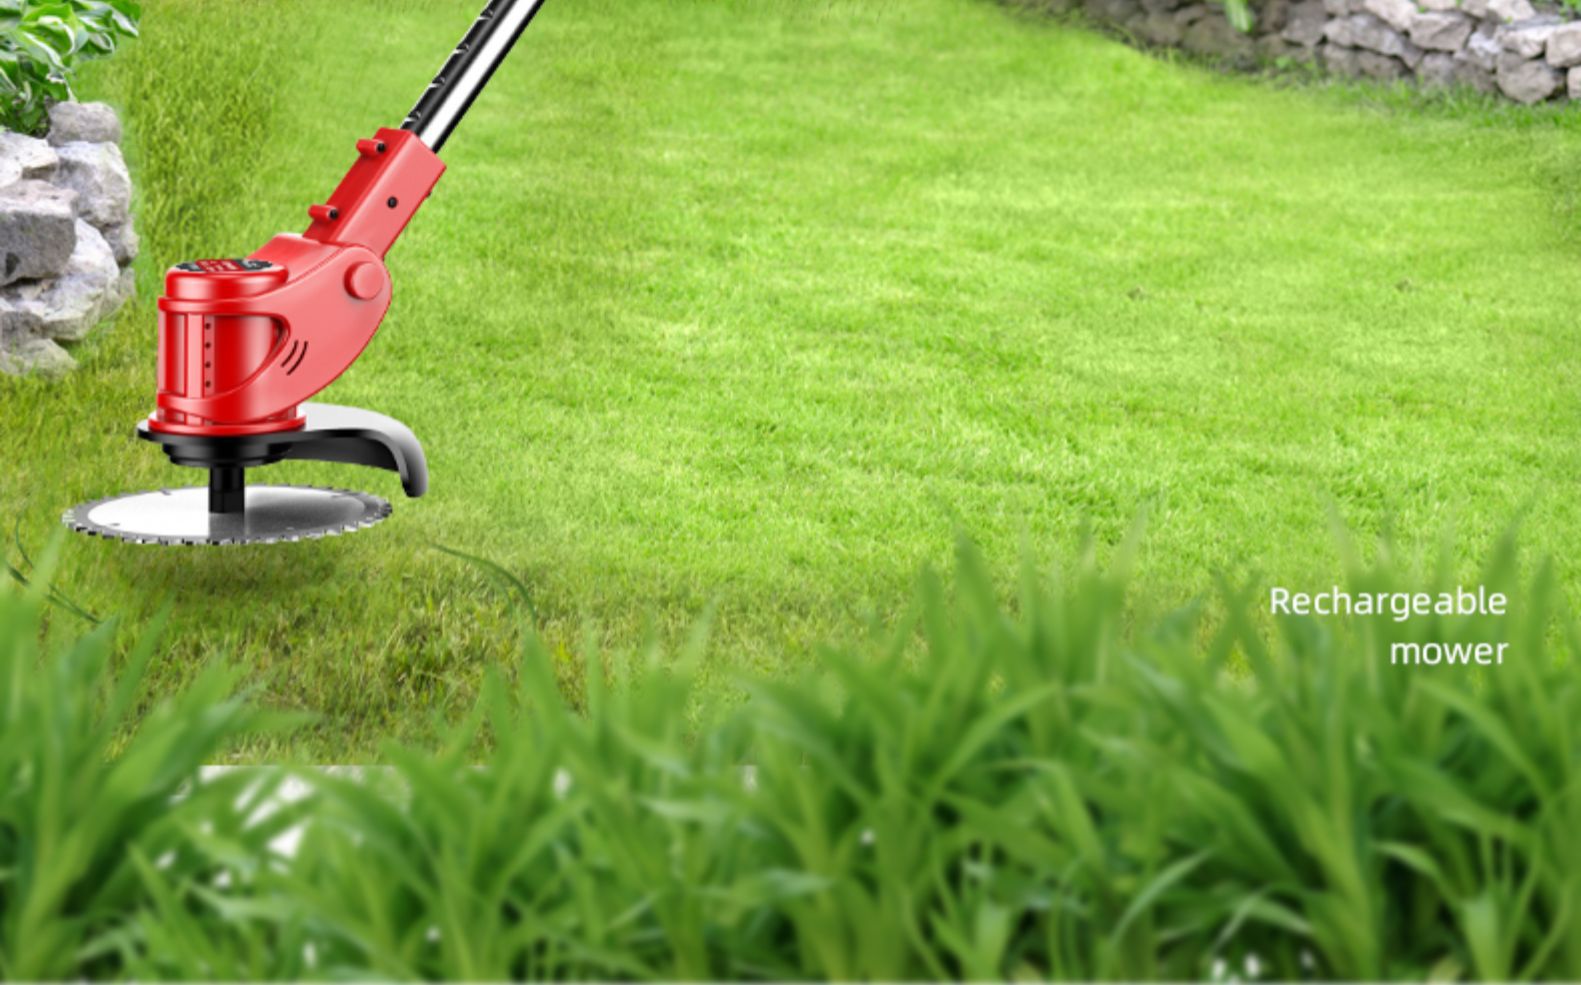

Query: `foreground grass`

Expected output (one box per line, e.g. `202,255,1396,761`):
4,533,1578,979
4,0,1581,756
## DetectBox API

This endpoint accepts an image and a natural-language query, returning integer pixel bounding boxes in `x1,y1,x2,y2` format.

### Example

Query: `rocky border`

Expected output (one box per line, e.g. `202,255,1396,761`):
0,101,138,378
1019,0,1581,104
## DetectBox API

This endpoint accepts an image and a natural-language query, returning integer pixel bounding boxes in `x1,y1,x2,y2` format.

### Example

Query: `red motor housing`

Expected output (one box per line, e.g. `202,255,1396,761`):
71,0,550,532
147,127,445,439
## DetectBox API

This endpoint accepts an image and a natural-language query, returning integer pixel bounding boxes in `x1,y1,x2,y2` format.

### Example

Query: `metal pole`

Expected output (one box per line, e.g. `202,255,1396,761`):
401,0,549,152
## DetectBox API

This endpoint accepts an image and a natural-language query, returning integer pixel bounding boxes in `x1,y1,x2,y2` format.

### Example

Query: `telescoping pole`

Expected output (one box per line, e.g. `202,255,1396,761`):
401,0,549,152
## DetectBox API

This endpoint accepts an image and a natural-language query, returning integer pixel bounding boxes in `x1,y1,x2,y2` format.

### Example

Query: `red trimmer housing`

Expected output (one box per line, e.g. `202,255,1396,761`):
138,129,446,513
76,0,554,534
150,129,442,440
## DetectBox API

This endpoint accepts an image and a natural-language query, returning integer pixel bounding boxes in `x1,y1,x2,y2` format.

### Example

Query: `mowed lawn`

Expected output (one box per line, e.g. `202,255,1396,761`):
5,0,1581,757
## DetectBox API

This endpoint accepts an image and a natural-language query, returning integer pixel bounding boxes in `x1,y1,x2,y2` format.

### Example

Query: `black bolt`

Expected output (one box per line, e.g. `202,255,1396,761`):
387,196,399,208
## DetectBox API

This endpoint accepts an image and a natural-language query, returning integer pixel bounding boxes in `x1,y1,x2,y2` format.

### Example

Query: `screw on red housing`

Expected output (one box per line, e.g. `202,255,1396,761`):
303,128,446,258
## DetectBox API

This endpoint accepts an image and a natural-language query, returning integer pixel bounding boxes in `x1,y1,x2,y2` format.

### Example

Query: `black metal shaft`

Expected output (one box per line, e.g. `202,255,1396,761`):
208,466,246,515
401,0,549,152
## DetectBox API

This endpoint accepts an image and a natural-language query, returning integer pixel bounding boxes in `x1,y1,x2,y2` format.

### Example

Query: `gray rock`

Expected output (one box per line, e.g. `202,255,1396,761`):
1496,48,1562,99
1255,33,1292,57
1140,0,1189,13
2,220,121,342
1401,37,1427,67
1324,15,1358,44
1330,13,1423,64
1545,21,1581,64
1501,18,1560,57
1281,0,1329,45
1173,4,1211,26
0,180,78,286
0,297,19,346
1452,48,1500,87
1362,0,1417,31
1459,63,1499,89
1322,41,1365,73
0,132,59,188
1417,0,1462,10
1121,6,1152,31
1487,0,1538,20
1454,60,1492,89
1088,0,1142,21
1323,0,1352,16
1410,11,1476,50
1464,22,1503,68
1463,0,1491,16
1358,50,1409,77
104,218,138,265
1181,13,1257,59
1569,63,1581,95
1135,10,1186,42
46,101,121,146
1258,0,1293,33
53,142,131,230
1284,38,1323,60
0,336,75,377
1417,51,1458,84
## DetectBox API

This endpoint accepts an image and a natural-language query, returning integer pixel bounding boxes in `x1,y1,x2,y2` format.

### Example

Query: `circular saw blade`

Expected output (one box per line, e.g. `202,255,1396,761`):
63,485,392,546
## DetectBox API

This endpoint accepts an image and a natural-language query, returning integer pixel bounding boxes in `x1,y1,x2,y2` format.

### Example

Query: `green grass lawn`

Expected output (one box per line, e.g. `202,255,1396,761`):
5,0,1581,758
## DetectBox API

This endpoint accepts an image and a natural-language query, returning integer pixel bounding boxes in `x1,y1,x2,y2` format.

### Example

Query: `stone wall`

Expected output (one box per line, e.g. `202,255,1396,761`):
0,102,137,377
1025,0,1581,104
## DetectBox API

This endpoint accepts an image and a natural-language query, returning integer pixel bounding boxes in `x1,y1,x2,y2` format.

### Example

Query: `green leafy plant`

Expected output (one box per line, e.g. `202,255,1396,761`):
0,541,291,980
1222,0,1254,31
0,0,139,135
6,525,1581,979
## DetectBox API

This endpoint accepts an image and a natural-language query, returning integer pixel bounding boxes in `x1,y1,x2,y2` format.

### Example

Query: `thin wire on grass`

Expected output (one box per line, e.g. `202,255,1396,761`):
5,518,100,625
430,542,538,621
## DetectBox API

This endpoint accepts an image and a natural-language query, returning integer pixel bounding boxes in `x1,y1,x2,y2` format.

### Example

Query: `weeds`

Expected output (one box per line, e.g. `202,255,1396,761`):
1,527,1576,979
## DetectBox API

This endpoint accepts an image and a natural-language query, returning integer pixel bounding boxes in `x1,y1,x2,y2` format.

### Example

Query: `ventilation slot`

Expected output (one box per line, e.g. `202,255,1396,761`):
285,341,309,375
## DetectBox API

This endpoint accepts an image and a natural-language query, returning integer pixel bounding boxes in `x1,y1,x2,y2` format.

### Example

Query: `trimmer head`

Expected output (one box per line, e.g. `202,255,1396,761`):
64,486,390,546
65,402,427,547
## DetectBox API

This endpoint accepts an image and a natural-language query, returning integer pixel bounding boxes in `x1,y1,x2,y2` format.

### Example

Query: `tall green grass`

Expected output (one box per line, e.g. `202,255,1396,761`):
0,544,290,980
3,528,1577,979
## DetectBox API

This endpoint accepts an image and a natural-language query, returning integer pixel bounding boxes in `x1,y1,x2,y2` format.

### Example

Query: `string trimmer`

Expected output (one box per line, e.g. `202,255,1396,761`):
65,0,546,545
